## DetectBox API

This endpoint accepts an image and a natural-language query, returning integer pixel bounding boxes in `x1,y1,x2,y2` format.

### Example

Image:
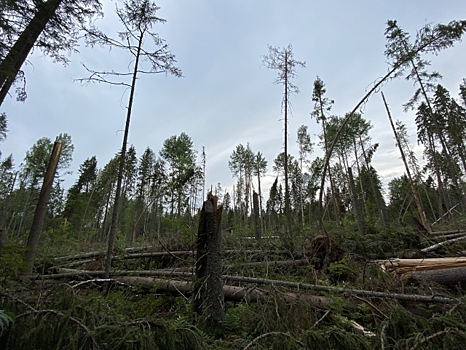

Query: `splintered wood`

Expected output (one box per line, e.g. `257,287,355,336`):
376,257,466,285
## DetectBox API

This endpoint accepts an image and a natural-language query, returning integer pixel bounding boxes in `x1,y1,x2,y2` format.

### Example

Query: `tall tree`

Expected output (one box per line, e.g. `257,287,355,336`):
386,20,465,208
80,0,182,279
253,151,267,217
159,132,198,218
262,44,305,241
0,0,102,105
311,76,341,228
228,143,255,223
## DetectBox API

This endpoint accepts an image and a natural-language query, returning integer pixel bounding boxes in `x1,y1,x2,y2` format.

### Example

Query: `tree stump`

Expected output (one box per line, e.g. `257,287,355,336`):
194,193,224,337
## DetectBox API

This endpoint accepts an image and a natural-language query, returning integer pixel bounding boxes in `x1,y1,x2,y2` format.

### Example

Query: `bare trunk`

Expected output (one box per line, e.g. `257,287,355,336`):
104,31,143,279
24,140,62,274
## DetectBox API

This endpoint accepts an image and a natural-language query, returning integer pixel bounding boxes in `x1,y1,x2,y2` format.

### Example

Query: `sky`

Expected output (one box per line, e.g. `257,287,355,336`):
1,0,466,201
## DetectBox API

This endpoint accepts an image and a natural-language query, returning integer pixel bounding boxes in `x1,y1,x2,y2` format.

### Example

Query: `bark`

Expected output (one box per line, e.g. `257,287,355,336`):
0,0,64,106
194,194,224,336
283,51,293,242
253,191,261,241
421,235,466,253
24,140,62,274
104,29,144,279
410,266,466,286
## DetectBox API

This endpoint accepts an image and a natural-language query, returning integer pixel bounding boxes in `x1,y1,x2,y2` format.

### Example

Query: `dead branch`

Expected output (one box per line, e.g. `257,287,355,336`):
421,235,466,253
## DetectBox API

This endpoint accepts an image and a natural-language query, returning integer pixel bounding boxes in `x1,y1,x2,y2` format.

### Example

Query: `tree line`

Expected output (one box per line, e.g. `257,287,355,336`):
0,0,466,253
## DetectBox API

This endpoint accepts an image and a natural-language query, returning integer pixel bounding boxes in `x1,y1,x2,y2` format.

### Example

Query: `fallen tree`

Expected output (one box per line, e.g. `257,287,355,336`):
377,257,466,285
33,268,458,304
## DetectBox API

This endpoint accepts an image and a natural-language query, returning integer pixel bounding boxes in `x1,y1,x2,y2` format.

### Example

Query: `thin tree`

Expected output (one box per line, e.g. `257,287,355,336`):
79,0,181,279
296,125,313,226
262,44,305,241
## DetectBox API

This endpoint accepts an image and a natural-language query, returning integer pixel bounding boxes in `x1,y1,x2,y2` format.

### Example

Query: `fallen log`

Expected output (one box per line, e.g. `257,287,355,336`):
35,268,457,304
377,257,466,274
421,236,466,253
376,257,466,285
408,266,466,286
53,249,291,263
114,276,331,307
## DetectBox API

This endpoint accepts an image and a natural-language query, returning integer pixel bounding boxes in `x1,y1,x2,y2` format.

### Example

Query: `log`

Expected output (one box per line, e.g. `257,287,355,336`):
113,276,331,307
421,235,466,253
409,266,466,286
39,268,457,304
377,257,466,274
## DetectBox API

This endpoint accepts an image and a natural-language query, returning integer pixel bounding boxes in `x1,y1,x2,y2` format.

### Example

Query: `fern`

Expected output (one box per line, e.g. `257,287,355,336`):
0,310,14,335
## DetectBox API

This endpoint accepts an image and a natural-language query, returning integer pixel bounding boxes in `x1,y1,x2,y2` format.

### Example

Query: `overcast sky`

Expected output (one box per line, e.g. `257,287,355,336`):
1,0,466,200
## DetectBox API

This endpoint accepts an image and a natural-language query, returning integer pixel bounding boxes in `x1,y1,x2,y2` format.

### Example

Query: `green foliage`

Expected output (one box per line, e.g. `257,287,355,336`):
0,245,26,281
0,310,14,335
328,259,357,283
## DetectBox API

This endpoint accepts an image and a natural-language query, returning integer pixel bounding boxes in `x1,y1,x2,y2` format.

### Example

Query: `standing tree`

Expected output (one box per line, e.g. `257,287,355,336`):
80,0,182,279
159,132,198,218
296,125,313,226
253,151,267,221
262,44,305,241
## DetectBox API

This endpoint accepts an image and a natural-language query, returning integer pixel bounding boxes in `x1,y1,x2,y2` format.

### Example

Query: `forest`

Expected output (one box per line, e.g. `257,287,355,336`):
2,0,466,349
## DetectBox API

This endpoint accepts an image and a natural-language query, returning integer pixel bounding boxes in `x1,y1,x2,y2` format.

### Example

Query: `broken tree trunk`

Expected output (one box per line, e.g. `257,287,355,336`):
377,257,466,285
253,191,261,241
24,139,62,275
194,193,224,337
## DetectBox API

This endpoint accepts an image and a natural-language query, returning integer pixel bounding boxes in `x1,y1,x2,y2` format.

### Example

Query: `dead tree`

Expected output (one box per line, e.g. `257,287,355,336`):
24,139,62,274
194,193,224,337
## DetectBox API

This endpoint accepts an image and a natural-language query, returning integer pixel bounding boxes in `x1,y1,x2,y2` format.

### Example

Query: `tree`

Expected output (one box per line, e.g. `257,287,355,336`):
160,132,198,218
0,0,102,105
386,20,466,209
0,112,7,143
382,91,430,231
262,44,305,240
315,19,466,231
253,151,267,218
228,143,255,223
25,139,62,274
63,156,98,234
80,0,182,279
311,76,341,228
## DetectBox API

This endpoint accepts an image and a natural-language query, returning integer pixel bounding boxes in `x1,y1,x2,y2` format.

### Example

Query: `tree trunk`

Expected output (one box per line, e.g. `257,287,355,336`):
253,191,261,241
348,167,365,235
194,193,224,337
24,140,62,274
104,30,143,279
0,0,64,106
382,91,431,232
283,52,293,242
